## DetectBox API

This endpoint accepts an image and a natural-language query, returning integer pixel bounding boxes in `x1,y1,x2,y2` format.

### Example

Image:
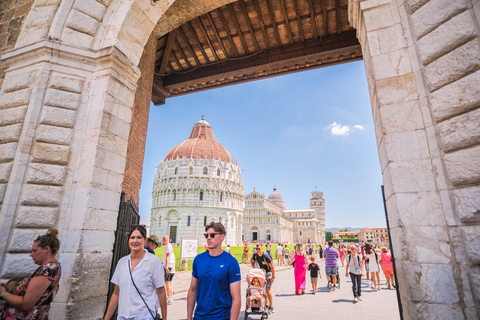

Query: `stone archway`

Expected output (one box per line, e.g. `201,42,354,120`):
0,0,479,319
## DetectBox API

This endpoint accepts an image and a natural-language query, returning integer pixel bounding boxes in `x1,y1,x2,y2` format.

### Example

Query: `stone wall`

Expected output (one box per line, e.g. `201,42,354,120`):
0,0,34,89
349,0,480,318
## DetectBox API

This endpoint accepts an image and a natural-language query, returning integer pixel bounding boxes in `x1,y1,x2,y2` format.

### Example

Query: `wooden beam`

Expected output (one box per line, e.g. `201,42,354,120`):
279,0,294,45
151,74,170,106
238,0,260,51
195,17,220,62
206,12,229,59
336,0,342,34
266,0,282,46
321,0,328,35
169,48,183,71
177,26,201,66
174,37,193,69
185,22,210,64
228,3,250,55
307,0,319,40
293,0,305,42
158,29,177,76
163,31,360,90
252,0,270,49
217,7,240,57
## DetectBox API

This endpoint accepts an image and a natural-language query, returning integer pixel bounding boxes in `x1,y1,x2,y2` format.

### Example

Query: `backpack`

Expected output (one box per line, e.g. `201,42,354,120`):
348,254,361,266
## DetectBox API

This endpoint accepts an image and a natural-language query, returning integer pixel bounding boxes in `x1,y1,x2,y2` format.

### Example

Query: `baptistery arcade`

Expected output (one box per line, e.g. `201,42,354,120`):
150,118,244,245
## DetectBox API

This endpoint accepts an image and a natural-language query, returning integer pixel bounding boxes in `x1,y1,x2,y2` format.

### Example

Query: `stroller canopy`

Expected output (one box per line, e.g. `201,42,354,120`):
246,268,266,288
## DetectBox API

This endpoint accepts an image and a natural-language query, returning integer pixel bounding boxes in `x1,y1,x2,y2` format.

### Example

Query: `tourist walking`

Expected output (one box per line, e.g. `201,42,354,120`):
364,243,381,291
0,228,62,320
345,245,364,303
243,241,250,264
104,226,167,320
162,235,176,304
251,244,276,313
276,244,284,265
145,235,160,254
187,222,241,320
324,240,339,291
307,256,321,294
289,243,308,295
380,247,396,289
319,244,323,259
284,245,290,265
339,244,345,267
266,242,272,257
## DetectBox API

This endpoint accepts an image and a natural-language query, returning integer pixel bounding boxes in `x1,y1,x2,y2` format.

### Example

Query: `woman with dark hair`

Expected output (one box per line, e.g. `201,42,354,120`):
364,243,381,291
104,226,167,320
0,228,62,319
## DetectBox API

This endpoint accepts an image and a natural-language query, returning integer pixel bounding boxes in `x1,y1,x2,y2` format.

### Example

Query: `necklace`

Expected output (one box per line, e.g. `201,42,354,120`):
131,252,145,262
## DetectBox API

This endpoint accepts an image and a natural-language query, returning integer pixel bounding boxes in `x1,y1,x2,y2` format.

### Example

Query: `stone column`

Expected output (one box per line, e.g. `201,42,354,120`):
0,41,140,319
349,0,480,318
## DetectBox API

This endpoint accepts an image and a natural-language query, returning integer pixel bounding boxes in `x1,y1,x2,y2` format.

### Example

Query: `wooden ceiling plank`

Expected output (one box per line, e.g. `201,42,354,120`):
307,0,319,40
158,29,178,76
321,0,328,35
186,22,211,63
217,8,240,57
238,0,260,51
206,12,230,59
293,0,305,42
195,17,220,62
174,37,193,69
163,31,361,90
266,0,282,46
170,48,183,71
228,3,250,55
177,27,201,66
252,0,270,49
279,0,294,44
335,0,342,34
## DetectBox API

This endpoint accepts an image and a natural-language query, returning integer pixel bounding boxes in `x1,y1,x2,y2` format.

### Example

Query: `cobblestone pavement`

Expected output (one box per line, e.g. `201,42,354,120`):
165,258,400,320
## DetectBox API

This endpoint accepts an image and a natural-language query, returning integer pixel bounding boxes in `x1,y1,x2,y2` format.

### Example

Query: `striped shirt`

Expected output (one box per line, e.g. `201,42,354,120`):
324,246,339,268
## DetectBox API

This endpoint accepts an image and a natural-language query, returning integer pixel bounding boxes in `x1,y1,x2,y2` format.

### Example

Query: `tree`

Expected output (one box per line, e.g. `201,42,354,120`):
326,231,333,241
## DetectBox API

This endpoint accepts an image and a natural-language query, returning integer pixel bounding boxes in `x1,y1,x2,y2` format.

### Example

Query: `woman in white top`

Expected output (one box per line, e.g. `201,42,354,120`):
364,243,381,292
104,226,167,320
276,244,284,265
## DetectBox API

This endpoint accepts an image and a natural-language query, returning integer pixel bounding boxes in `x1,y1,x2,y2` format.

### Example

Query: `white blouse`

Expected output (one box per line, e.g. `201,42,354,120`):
111,250,165,319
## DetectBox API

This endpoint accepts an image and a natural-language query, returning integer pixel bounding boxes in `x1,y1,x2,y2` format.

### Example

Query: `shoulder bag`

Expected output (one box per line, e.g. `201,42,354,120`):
129,260,162,320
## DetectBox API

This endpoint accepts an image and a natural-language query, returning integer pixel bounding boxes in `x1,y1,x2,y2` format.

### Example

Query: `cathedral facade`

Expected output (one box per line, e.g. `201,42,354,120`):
150,118,244,245
244,188,326,244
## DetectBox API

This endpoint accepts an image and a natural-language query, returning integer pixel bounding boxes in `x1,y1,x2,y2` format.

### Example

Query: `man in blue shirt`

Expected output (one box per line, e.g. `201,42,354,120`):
187,222,241,320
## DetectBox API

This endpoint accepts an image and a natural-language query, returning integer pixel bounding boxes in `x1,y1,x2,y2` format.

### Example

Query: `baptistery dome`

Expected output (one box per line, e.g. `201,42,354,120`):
164,117,236,164
150,118,244,246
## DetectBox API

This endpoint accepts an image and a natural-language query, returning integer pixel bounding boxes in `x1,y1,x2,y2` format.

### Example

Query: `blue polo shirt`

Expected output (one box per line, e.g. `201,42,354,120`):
192,251,241,320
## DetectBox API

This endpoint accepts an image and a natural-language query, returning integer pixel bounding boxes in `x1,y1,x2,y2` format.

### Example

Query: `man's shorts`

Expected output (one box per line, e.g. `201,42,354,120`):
311,277,318,284
165,267,175,281
325,267,338,278
266,272,273,290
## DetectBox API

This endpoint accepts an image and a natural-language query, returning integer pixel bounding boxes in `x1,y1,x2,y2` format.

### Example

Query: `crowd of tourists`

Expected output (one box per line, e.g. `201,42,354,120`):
0,225,396,319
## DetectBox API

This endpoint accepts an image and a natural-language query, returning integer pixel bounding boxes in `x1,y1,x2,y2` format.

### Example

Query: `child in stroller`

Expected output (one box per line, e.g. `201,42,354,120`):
245,269,269,320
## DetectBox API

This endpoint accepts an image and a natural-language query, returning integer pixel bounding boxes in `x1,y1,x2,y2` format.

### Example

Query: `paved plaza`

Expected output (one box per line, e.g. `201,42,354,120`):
167,258,400,319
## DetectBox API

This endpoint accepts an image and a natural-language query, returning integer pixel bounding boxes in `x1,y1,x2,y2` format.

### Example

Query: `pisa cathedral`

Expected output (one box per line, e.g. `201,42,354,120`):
150,118,325,245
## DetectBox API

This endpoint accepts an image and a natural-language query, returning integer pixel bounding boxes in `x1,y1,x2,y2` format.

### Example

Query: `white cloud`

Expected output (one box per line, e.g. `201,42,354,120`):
354,125,365,130
328,122,351,135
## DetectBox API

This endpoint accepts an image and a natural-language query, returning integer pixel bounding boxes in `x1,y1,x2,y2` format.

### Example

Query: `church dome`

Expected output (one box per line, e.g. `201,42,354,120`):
164,117,236,163
268,187,283,201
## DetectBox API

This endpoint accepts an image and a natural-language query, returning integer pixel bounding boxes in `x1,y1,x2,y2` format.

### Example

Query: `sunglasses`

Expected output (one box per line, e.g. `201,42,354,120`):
204,233,221,238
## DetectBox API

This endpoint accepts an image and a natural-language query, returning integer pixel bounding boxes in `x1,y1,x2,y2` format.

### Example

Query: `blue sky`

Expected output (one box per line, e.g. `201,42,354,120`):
139,60,387,228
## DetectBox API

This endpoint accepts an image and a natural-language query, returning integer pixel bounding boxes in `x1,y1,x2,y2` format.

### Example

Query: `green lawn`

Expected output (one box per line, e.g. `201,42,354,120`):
154,244,297,271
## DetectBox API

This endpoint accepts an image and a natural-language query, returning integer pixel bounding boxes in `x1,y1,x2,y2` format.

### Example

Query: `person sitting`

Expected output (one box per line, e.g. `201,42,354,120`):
246,277,264,313
0,228,62,319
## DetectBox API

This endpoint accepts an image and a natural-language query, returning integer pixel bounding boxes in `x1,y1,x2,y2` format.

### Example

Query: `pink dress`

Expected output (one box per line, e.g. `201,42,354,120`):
293,252,307,294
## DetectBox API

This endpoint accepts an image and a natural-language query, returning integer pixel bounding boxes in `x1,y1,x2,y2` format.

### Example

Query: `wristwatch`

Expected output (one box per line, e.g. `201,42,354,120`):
0,291,7,300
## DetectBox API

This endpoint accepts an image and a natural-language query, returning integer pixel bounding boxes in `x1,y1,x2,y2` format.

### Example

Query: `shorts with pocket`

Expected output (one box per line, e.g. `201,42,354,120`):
325,267,338,278
311,277,318,284
165,267,175,281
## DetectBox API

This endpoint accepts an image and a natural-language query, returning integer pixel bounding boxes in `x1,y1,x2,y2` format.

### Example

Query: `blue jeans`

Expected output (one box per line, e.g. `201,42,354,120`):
350,273,362,298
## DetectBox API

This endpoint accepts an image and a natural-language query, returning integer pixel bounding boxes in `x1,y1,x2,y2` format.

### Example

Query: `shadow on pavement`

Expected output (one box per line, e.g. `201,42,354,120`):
332,299,354,303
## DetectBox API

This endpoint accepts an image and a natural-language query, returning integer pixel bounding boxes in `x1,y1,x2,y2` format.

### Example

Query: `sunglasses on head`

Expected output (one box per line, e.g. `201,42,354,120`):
204,232,221,238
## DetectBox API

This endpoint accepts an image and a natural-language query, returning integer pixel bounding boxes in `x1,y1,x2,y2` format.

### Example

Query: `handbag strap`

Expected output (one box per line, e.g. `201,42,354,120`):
129,260,156,320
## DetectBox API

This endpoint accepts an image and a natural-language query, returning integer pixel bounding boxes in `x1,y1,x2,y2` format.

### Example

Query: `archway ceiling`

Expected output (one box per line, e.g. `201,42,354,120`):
152,0,361,105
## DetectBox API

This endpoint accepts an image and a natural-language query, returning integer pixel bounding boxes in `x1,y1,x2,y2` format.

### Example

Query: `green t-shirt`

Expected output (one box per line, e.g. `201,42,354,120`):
284,247,290,255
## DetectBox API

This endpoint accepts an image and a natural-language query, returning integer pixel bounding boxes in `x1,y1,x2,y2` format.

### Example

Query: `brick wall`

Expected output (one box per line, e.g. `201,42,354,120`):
0,0,34,88
121,32,157,204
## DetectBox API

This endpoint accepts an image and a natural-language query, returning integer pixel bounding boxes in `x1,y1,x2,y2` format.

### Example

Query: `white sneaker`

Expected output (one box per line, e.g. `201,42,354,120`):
358,296,362,301
167,297,172,305
370,283,374,289
374,287,378,292
378,286,381,291
259,307,264,312
246,308,252,313
353,297,358,303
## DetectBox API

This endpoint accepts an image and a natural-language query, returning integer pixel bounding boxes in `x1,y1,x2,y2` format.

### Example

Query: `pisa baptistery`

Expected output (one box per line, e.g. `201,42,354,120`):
150,117,244,246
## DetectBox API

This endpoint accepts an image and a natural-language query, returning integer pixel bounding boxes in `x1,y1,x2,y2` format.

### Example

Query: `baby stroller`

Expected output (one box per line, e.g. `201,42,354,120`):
245,269,269,320
328,269,341,290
